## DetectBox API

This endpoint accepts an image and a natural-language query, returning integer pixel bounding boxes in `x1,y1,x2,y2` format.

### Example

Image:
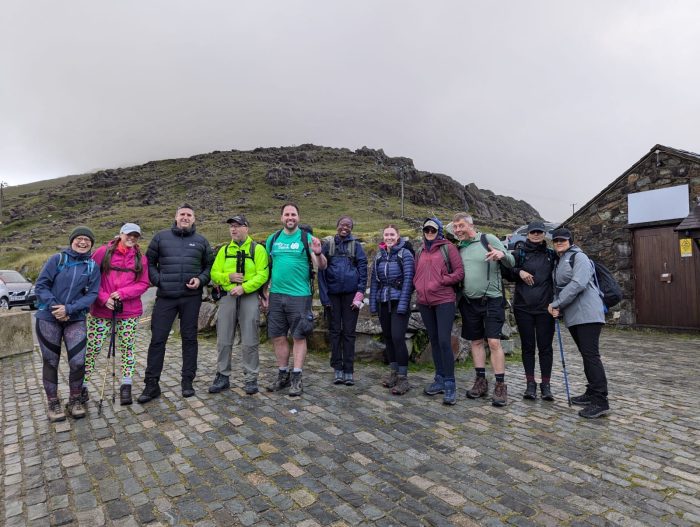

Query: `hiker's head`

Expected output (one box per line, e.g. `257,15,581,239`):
336,216,353,238
551,227,573,254
422,218,442,241
526,220,546,243
280,203,299,231
175,204,195,231
452,213,475,241
69,226,95,254
226,215,249,242
383,224,399,248
119,223,142,248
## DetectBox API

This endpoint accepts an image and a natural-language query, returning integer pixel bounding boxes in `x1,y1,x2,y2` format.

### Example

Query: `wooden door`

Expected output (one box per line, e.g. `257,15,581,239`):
633,226,700,329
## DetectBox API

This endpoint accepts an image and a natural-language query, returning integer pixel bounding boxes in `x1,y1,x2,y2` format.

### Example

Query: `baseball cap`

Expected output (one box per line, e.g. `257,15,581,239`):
120,223,142,235
226,215,249,227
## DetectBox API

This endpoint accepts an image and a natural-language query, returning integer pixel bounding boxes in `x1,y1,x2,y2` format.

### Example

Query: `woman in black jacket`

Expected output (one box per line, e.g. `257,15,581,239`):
510,221,556,400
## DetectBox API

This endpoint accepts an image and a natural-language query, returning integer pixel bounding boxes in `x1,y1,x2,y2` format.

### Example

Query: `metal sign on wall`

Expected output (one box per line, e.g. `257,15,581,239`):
680,238,693,258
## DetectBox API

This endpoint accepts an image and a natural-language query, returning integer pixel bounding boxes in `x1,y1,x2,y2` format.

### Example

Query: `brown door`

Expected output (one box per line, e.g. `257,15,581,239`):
633,226,700,329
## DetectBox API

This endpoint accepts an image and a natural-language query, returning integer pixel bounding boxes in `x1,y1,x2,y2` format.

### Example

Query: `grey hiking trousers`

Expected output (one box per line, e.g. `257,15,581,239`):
216,293,260,381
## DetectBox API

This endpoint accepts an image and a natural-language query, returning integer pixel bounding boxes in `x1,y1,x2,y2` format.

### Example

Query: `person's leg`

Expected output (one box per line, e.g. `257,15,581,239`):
37,319,64,400
116,317,139,405
144,297,179,383
267,293,292,392
389,309,410,395
418,304,443,379
535,312,555,400
215,294,236,378
339,292,359,374
84,315,109,383
238,293,261,385
434,302,457,404
328,294,344,373
572,324,607,398
514,309,536,379
179,296,202,384
379,301,398,387
63,320,88,418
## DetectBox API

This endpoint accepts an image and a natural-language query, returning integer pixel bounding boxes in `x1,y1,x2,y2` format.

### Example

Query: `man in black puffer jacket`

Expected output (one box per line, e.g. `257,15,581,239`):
138,204,214,403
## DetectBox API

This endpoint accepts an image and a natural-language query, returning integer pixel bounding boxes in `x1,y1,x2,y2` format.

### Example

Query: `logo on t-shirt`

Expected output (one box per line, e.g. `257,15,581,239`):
290,242,300,250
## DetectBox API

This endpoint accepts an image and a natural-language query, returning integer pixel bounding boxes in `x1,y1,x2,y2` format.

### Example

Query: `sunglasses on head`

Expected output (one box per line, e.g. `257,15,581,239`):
423,227,437,234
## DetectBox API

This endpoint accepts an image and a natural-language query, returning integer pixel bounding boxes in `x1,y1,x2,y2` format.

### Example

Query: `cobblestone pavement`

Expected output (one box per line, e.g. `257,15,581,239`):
1,327,699,527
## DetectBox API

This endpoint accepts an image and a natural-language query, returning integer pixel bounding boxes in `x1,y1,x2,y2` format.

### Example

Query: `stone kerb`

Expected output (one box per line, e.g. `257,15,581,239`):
0,309,34,358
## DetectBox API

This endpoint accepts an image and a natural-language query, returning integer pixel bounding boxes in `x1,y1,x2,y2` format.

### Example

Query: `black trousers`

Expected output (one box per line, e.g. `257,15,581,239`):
514,309,554,379
145,295,202,383
378,301,410,368
418,302,456,381
328,292,360,373
568,323,608,402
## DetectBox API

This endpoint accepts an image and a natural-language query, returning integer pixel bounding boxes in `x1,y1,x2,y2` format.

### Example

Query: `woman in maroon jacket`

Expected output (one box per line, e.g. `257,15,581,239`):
413,218,465,405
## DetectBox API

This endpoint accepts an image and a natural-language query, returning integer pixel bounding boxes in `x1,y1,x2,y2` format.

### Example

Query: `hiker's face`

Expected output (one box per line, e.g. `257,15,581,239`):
281,206,299,231
72,236,92,254
553,238,571,255
229,222,248,243
423,226,438,241
527,230,545,243
453,219,475,241
119,232,140,248
383,228,399,248
336,220,353,238
175,208,195,230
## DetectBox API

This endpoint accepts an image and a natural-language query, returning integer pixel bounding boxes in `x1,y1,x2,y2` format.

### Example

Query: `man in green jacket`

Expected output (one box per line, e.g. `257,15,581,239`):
209,215,269,395
451,212,515,406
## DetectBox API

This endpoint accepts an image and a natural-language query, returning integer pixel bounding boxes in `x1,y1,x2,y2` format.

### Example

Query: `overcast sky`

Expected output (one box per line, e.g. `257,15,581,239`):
2,1,699,221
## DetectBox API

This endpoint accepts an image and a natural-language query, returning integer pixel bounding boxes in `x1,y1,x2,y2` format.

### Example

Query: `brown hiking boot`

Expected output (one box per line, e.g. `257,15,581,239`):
381,370,398,388
391,376,410,395
492,381,508,407
266,370,291,392
47,398,66,422
65,396,86,419
466,377,488,399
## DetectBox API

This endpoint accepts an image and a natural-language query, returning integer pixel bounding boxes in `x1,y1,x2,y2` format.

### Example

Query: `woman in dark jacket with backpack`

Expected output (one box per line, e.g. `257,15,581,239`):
548,227,610,419
413,218,464,405
510,221,557,401
318,216,368,386
370,224,414,395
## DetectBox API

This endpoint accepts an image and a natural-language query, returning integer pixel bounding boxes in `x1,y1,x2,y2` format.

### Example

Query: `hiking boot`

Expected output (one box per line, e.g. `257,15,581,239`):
267,370,291,392
540,382,554,401
381,370,398,388
466,377,488,399
443,380,457,406
65,396,86,419
344,372,355,386
391,376,410,395
523,381,537,400
492,381,508,407
244,379,259,395
181,379,195,398
289,372,303,397
424,375,445,396
578,401,610,419
80,386,90,404
120,384,132,405
333,370,344,385
571,392,593,406
47,398,66,422
137,381,161,404
208,373,230,394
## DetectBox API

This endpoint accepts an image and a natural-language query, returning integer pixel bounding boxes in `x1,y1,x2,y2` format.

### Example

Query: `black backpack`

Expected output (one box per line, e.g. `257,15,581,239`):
568,252,622,309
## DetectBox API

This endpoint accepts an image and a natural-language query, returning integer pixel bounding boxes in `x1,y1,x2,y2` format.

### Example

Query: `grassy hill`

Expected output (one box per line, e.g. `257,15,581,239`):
0,144,542,278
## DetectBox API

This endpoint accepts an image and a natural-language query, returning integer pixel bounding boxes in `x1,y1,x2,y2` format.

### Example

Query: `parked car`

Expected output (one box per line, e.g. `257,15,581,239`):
0,270,37,309
505,222,559,251
0,281,9,310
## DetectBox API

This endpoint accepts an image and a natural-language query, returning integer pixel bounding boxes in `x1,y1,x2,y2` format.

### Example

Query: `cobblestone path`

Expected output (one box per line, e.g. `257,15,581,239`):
1,328,699,526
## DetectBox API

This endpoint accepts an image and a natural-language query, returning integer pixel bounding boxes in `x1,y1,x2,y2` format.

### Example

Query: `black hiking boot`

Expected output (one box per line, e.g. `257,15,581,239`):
523,381,537,400
137,380,161,404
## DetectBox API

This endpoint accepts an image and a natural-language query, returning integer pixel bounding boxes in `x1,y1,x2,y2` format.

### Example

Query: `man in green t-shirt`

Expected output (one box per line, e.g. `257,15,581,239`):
263,203,327,396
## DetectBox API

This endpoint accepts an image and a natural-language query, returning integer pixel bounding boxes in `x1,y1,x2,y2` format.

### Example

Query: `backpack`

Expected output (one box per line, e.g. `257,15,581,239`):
57,252,96,276
323,236,357,263
267,227,315,293
568,252,622,309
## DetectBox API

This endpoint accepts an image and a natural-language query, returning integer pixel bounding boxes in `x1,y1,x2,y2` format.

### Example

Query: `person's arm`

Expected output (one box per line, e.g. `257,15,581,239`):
356,243,368,294
117,254,151,300
35,254,61,310
550,252,593,310
310,235,327,270
146,234,160,287
91,246,111,306
369,255,379,314
397,250,415,314
66,264,101,315
197,240,214,287
210,246,230,288
443,244,465,286
485,233,515,267
242,244,270,294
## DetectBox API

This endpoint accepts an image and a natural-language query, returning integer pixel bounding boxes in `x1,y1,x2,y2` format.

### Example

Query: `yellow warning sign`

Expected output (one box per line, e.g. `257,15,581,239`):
680,238,693,258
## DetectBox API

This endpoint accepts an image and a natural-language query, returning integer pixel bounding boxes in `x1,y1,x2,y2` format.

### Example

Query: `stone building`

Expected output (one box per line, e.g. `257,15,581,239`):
562,144,700,330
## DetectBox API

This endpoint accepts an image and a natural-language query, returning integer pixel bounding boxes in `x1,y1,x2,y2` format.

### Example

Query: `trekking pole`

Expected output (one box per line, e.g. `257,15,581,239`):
98,308,118,415
555,318,572,407
232,252,244,346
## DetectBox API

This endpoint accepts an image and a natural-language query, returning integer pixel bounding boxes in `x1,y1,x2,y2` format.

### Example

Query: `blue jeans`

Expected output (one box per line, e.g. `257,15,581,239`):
418,302,456,381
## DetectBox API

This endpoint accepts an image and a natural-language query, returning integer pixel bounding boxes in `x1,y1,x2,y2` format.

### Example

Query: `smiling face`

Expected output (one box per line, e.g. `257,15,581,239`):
119,231,140,248
383,227,399,248
281,205,299,232
423,225,438,241
453,219,476,241
229,222,248,243
71,236,93,254
175,207,195,230
552,237,571,255
337,219,353,239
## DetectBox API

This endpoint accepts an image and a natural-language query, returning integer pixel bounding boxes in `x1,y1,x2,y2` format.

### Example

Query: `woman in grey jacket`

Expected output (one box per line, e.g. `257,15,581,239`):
547,228,610,419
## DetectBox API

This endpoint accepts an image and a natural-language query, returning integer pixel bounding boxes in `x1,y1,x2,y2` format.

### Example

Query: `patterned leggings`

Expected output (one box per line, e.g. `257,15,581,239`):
37,318,87,399
84,315,139,384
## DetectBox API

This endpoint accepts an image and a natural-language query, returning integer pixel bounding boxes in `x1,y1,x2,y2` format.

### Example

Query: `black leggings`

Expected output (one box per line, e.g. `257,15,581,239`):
378,301,410,368
514,310,554,379
568,323,608,402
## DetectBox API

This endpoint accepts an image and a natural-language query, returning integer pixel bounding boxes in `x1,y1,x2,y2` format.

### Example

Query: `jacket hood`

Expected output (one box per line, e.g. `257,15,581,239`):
523,239,549,253
379,239,405,253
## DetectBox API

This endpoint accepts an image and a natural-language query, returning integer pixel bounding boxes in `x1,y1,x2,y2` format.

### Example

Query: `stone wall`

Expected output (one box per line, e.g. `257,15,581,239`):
565,150,700,325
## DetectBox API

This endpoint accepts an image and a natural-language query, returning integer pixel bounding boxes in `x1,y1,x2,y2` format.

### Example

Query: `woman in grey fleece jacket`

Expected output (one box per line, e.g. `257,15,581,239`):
548,228,610,419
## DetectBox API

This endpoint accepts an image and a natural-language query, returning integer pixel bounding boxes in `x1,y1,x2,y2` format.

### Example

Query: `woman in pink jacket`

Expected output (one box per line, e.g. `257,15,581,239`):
413,218,464,405
82,223,150,406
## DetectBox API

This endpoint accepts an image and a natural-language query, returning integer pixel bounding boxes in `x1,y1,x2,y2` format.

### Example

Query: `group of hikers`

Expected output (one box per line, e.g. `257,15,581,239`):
33,202,611,424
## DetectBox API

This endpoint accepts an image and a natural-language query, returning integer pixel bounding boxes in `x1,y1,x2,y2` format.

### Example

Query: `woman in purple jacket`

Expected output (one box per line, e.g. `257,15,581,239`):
413,218,464,405
370,225,415,395
82,223,150,406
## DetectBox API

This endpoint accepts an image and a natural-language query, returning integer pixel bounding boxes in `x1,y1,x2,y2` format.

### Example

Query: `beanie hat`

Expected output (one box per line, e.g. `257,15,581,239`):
69,226,95,245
